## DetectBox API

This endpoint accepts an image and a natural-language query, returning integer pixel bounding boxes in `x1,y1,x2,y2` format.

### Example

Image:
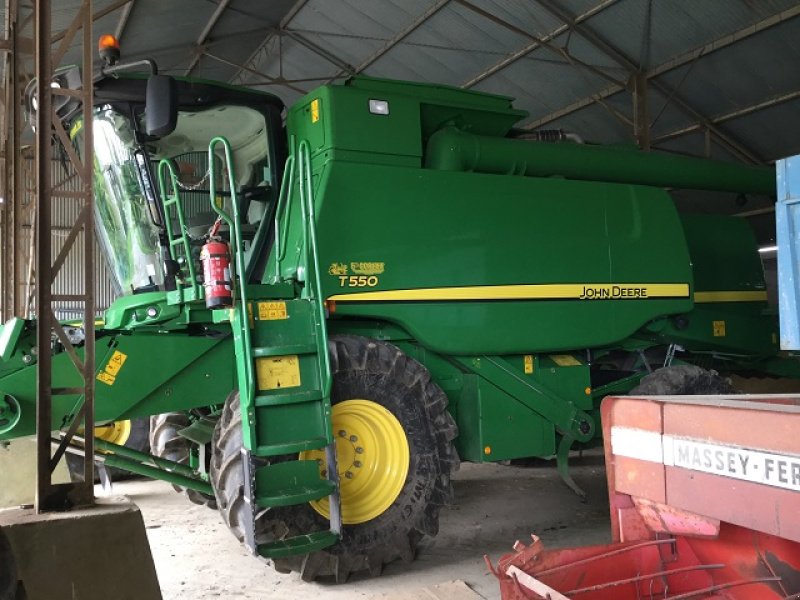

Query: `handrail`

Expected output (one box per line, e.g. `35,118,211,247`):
207,136,254,402
156,159,199,290
273,151,296,273
297,140,332,397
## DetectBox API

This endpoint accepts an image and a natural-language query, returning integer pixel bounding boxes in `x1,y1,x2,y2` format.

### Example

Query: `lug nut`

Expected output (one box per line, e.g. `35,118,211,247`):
355,447,364,454
353,461,362,468
345,471,353,479
349,435,358,442
338,430,346,437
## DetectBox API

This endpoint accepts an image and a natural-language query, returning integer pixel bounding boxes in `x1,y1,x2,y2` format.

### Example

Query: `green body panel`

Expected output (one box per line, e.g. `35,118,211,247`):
284,161,694,355
647,214,777,356
0,330,234,441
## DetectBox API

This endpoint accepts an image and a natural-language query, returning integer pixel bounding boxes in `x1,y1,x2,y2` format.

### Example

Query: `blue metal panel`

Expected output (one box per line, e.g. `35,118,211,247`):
776,155,800,349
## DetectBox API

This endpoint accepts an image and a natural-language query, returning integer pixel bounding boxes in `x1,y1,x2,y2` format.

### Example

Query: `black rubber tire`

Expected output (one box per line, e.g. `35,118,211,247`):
210,335,459,582
0,527,18,600
630,364,735,395
66,417,150,482
150,412,217,509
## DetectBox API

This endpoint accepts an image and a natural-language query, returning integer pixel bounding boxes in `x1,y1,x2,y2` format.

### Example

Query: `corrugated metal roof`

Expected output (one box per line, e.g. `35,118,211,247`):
39,0,800,164
11,0,800,252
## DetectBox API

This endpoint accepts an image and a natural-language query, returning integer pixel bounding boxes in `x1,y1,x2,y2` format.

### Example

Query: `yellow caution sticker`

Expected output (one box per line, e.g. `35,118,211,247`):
258,301,288,320
550,354,582,367
256,355,301,391
524,355,534,374
310,99,320,123
713,320,726,337
96,350,127,386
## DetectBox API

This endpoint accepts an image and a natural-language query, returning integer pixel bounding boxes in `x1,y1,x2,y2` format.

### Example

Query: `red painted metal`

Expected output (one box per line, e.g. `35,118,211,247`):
492,395,800,599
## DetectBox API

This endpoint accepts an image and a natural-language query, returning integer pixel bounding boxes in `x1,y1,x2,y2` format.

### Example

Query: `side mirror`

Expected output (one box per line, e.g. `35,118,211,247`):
145,74,177,137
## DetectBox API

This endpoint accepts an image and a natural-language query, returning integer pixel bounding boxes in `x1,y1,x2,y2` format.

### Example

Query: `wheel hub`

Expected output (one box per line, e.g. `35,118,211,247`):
301,399,410,525
94,420,132,446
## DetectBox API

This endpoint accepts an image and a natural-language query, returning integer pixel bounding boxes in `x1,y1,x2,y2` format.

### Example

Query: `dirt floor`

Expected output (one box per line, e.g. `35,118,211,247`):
120,453,612,600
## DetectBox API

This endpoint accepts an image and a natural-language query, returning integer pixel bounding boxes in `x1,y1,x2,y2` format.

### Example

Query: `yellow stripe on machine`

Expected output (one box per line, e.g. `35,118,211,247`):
329,283,690,302
693,291,768,303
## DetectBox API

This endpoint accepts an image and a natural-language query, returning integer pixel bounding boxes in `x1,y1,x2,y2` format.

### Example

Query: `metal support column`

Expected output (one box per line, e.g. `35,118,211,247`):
632,72,650,151
34,0,95,512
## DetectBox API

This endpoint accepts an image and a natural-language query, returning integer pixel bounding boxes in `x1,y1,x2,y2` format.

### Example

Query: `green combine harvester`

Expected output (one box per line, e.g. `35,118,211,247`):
0,46,793,581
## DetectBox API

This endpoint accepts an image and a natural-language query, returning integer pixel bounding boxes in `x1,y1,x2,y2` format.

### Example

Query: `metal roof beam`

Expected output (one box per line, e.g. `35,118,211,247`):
527,0,781,163
204,50,307,94
527,3,800,129
534,0,637,73
228,0,310,85
352,0,451,75
456,0,626,88
460,0,619,89
113,0,134,41
653,89,800,145
51,0,131,44
184,0,232,77
282,29,355,73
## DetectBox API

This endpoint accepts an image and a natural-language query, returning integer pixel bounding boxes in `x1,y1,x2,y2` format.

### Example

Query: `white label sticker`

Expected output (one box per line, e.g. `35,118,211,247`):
611,426,800,493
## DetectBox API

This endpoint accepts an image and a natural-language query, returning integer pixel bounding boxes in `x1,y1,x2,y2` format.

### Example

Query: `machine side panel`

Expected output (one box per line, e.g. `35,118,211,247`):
313,162,693,355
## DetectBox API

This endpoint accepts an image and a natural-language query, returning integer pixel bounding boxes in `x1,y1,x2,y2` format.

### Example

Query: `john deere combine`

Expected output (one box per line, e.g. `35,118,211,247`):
0,46,792,581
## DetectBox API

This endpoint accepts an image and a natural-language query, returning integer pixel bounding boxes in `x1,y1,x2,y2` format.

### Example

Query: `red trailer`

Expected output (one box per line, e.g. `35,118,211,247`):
491,394,800,599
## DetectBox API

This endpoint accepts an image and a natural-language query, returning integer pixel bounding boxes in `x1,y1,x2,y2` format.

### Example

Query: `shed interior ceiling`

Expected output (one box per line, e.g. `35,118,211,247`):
11,0,800,244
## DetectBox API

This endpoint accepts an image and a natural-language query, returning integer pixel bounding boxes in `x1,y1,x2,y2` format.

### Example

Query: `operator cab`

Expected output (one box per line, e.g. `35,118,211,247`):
29,61,285,297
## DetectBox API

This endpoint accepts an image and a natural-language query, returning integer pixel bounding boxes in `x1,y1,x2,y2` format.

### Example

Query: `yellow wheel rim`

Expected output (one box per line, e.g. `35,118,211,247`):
94,420,132,446
300,399,409,525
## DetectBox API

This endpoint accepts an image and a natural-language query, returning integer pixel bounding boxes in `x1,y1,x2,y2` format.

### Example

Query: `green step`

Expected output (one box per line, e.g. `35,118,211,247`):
256,479,335,507
255,436,328,456
253,343,317,357
254,389,323,407
255,459,333,508
257,530,339,559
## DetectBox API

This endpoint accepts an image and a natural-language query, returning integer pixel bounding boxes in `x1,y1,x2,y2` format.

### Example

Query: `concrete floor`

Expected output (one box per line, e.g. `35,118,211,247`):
119,454,611,600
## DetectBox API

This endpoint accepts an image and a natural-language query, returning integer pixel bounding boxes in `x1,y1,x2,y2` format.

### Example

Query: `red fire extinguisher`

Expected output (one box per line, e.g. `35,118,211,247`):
200,238,233,309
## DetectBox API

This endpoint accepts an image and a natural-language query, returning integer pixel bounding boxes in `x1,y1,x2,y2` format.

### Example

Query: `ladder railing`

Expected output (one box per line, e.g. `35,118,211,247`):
156,159,202,300
272,149,296,279
297,139,333,400
206,136,255,405
296,138,340,533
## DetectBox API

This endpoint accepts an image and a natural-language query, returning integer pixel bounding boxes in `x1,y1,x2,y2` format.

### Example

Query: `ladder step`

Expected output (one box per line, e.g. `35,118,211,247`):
257,530,339,559
255,436,328,456
254,389,323,407
256,479,335,508
255,459,332,508
253,343,317,357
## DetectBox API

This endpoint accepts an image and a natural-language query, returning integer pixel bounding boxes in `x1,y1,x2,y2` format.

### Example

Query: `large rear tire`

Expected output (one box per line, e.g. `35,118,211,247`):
150,412,217,508
630,364,735,395
210,335,459,582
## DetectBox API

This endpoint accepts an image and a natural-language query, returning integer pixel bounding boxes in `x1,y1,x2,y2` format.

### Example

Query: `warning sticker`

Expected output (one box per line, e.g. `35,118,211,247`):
524,355,534,374
256,355,301,391
258,301,288,321
550,354,581,367
96,350,127,386
713,320,726,337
